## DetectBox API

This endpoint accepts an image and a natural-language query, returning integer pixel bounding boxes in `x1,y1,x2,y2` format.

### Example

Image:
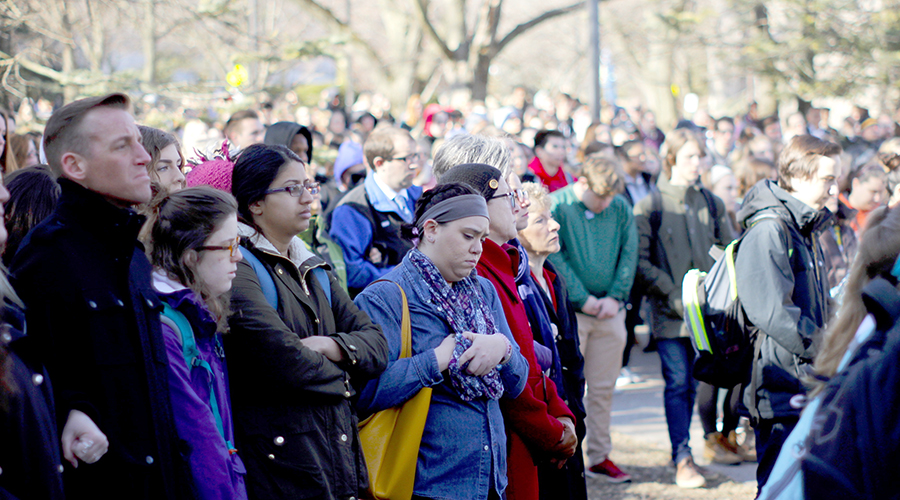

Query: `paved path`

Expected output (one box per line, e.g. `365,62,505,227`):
607,336,757,485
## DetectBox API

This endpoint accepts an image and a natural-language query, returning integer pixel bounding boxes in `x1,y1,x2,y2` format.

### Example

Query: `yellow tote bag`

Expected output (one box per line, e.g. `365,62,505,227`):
358,282,432,500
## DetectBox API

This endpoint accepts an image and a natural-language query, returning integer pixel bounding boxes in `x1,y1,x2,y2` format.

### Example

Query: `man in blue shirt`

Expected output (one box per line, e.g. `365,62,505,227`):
329,126,423,296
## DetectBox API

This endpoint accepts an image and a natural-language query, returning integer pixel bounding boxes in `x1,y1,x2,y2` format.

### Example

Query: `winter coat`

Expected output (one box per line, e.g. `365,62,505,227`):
354,255,528,500
476,239,575,500
153,272,247,500
634,175,735,339
226,227,388,499
735,180,832,420
9,179,193,499
802,277,900,499
533,262,588,500
0,301,65,500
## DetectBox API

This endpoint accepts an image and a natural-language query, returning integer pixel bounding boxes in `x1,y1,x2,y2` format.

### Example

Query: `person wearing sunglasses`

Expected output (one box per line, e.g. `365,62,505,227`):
329,126,423,296
227,144,388,499
147,186,248,500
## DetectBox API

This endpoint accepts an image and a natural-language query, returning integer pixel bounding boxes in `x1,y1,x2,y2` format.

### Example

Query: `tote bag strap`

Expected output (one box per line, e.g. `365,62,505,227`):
371,279,411,359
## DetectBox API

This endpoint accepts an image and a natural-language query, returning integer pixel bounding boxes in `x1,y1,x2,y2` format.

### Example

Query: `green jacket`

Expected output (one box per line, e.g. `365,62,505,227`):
548,185,637,309
634,175,735,338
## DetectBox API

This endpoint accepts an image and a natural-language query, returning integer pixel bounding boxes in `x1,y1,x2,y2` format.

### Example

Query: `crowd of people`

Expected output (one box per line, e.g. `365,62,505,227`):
1,85,899,500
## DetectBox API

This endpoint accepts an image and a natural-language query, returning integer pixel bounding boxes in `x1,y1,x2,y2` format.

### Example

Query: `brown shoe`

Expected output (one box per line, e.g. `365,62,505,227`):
675,456,706,488
703,432,742,465
728,430,757,462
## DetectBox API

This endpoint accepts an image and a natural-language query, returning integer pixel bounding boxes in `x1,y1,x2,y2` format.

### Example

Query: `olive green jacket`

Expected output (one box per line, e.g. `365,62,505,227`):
634,175,735,339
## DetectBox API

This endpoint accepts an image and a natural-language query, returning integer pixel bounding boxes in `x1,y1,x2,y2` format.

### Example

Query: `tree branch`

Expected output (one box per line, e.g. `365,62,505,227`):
495,1,586,54
413,0,457,61
287,0,393,78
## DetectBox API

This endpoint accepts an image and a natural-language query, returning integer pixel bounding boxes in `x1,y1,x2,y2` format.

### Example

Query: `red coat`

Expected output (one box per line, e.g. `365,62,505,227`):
476,240,575,500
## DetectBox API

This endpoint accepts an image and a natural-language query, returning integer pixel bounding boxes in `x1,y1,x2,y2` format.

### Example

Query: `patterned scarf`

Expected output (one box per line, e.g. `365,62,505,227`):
406,249,504,401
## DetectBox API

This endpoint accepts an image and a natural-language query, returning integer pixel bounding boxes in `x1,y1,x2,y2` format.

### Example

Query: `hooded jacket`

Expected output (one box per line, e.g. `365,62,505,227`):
263,122,313,163
735,180,832,420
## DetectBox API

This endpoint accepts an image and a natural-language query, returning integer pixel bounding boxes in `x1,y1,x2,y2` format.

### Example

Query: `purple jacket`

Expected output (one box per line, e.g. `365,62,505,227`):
153,272,248,500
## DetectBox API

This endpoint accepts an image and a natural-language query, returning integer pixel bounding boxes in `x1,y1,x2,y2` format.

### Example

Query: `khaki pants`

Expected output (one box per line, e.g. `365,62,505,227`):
577,309,627,466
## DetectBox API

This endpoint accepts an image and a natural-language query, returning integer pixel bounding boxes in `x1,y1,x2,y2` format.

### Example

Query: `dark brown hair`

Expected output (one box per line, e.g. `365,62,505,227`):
148,186,238,332
777,135,842,192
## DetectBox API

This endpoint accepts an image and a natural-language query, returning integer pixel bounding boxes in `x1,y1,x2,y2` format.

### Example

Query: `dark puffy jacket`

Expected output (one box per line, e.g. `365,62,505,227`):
802,277,900,499
226,232,388,499
735,180,832,420
9,179,193,499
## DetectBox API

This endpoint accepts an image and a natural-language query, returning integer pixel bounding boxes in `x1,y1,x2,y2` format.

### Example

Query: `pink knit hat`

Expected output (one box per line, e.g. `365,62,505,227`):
185,141,235,193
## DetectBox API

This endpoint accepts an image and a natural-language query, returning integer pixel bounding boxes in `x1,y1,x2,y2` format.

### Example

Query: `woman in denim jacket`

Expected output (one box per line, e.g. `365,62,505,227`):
355,183,529,500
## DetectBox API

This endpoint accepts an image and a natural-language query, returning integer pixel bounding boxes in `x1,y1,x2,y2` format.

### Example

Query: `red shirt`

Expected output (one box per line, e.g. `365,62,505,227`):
528,156,571,192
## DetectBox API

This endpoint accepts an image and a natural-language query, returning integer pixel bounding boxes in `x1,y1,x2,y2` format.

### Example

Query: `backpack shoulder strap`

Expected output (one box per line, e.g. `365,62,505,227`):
161,302,235,453
650,190,663,237
311,266,332,306
699,187,721,241
241,247,279,309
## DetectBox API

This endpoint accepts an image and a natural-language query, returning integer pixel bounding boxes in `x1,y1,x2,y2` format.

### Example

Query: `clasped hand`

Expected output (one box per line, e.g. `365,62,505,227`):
434,332,508,375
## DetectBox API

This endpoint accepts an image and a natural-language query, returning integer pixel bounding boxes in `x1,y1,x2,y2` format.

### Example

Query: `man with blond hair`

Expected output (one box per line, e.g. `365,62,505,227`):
549,153,637,483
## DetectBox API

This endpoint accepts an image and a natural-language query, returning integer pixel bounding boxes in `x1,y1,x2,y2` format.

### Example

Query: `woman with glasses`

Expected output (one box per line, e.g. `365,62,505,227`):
227,144,388,499
147,186,248,500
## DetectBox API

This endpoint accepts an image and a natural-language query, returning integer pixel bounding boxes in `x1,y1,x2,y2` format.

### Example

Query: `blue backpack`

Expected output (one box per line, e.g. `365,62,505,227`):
240,247,331,309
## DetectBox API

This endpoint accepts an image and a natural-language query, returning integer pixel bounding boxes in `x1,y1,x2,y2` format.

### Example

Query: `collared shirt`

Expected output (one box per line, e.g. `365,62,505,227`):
371,173,413,221
354,256,528,500
624,172,651,206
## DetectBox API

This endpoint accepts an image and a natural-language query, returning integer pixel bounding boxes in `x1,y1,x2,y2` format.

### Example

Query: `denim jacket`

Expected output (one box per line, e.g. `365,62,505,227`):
354,255,528,500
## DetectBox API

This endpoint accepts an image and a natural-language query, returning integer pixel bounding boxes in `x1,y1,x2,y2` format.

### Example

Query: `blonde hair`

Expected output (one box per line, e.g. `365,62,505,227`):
811,206,900,394
580,153,625,198
522,182,551,214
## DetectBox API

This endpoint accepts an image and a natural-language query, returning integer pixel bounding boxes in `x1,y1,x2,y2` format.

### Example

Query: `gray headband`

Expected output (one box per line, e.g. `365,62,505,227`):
417,194,489,228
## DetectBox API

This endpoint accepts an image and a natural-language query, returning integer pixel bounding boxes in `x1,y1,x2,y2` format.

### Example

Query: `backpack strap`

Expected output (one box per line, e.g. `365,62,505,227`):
650,190,663,238
161,303,236,454
311,266,332,306
241,247,279,310
699,187,721,242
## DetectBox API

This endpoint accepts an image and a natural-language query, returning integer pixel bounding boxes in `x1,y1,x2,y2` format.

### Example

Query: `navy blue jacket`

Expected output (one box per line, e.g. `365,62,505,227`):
10,179,192,499
0,301,65,500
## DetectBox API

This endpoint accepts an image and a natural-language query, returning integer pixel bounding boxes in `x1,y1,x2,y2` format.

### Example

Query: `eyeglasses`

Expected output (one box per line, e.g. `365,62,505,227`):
390,153,421,167
265,182,320,197
197,237,241,258
512,188,530,205
490,191,517,209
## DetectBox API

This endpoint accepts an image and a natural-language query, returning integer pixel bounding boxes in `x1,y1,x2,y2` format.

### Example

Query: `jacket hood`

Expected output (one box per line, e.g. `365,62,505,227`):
263,121,313,162
737,179,833,236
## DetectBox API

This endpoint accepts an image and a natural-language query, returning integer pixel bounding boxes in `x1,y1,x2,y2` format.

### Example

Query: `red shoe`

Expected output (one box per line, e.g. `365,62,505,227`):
587,458,632,483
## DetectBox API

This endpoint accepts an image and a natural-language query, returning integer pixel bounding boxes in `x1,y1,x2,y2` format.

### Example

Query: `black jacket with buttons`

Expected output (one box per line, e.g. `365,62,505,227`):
226,239,388,499
9,179,193,499
0,301,65,500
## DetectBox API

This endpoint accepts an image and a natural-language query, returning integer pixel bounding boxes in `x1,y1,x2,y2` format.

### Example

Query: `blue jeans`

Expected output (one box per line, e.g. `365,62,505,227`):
657,338,698,464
